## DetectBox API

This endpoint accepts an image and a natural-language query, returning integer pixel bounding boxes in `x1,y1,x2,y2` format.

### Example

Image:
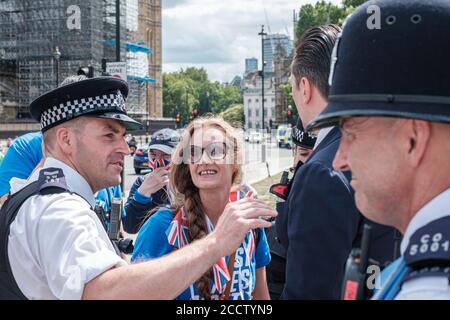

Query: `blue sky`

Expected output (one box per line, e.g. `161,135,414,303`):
162,0,341,83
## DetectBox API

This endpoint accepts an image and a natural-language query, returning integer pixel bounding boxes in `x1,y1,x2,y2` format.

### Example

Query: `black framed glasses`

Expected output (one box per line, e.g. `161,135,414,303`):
189,142,227,163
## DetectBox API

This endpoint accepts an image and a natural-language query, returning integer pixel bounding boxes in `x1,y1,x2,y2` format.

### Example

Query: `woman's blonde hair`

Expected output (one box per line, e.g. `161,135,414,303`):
169,114,243,299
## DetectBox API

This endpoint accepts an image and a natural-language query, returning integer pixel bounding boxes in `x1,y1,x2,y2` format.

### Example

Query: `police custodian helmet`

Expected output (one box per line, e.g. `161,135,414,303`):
308,0,450,131
30,76,142,132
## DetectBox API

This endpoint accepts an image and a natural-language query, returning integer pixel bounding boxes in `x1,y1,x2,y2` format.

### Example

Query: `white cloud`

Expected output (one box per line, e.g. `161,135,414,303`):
162,0,342,82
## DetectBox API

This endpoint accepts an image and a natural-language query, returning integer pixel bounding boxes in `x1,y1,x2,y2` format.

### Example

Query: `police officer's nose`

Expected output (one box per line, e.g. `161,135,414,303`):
333,142,350,172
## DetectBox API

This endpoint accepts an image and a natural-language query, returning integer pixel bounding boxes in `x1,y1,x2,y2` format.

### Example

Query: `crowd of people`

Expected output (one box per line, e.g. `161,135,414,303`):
0,0,449,300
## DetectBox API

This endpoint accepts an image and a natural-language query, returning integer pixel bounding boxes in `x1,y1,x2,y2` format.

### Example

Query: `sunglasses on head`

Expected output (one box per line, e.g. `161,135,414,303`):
189,142,227,163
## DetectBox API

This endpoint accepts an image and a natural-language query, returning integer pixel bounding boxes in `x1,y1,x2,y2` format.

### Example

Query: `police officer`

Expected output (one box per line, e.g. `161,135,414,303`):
0,76,276,299
283,24,396,300
271,120,316,253
308,0,450,299
265,120,316,299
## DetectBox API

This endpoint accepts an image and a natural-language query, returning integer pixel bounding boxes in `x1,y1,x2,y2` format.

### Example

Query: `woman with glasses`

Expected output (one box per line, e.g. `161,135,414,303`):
132,116,271,300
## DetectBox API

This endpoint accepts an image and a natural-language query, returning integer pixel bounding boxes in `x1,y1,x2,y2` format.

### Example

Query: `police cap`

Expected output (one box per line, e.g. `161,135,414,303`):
308,0,450,131
292,120,317,149
30,76,142,132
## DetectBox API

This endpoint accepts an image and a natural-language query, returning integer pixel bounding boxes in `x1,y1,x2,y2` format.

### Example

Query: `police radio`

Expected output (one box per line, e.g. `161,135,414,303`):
108,198,122,240
393,230,402,260
95,198,134,255
341,224,373,300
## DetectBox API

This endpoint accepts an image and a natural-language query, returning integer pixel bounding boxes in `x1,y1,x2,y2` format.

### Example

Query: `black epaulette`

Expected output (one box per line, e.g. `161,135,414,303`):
402,216,450,282
0,167,69,300
38,167,69,195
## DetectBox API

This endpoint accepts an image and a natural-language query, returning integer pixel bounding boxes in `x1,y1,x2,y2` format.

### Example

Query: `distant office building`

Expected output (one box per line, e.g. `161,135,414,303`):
245,58,258,74
230,75,243,90
263,34,293,73
243,71,275,130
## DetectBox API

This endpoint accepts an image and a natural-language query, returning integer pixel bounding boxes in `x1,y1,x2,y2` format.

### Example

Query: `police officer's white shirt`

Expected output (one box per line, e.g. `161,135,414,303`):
396,188,450,300
8,157,126,300
313,126,334,151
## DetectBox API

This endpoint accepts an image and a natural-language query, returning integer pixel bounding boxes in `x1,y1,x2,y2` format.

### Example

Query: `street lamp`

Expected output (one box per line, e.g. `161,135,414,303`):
53,47,61,88
185,86,189,120
258,25,267,163
258,25,267,132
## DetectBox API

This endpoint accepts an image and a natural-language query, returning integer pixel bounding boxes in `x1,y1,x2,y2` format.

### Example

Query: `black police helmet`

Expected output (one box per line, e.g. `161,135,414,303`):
30,77,142,132
308,0,450,131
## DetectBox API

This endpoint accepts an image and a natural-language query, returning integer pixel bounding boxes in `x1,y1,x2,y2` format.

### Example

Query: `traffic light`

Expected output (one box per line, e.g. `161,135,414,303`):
77,65,94,78
287,110,292,124
175,113,181,127
192,108,199,118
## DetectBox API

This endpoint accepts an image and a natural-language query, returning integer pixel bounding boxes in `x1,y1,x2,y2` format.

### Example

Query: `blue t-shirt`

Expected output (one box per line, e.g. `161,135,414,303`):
0,132,43,196
95,185,126,227
132,208,271,300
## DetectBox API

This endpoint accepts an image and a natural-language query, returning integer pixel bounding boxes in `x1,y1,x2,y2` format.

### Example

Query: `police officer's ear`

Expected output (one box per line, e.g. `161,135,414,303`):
407,120,431,167
299,77,312,105
54,125,76,155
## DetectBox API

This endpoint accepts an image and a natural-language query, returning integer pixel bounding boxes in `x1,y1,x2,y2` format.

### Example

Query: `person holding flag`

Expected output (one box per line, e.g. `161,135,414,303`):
123,128,180,234
132,116,271,300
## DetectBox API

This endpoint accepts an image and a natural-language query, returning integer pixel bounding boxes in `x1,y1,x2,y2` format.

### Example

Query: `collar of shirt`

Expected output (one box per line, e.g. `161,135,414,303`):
9,177,29,195
313,126,334,151
400,188,450,255
27,157,96,208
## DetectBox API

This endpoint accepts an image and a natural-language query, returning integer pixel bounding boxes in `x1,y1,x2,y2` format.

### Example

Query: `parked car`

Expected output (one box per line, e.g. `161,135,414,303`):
249,131,262,144
133,145,149,174
277,126,292,149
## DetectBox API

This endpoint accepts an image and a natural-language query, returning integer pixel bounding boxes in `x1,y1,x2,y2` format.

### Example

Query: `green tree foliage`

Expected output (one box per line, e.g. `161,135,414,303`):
295,0,368,42
279,83,299,122
163,67,242,125
220,104,244,128
342,0,367,9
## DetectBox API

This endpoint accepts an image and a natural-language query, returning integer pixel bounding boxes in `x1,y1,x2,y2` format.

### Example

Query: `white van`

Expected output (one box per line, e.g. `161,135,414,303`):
277,126,292,149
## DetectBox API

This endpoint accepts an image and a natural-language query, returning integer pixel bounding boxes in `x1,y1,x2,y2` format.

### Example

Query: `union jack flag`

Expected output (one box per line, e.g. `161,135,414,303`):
166,208,189,248
229,187,257,260
165,185,257,297
166,208,232,295
211,255,232,294
148,158,170,171
244,228,256,261
229,187,254,202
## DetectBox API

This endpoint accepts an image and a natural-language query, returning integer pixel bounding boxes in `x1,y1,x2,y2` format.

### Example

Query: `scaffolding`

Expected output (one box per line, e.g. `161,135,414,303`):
273,43,293,124
139,0,162,118
0,0,105,116
0,0,160,119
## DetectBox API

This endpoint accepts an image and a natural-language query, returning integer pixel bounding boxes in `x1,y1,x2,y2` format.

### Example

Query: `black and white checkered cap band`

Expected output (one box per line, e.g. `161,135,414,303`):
40,90,126,130
292,126,317,146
